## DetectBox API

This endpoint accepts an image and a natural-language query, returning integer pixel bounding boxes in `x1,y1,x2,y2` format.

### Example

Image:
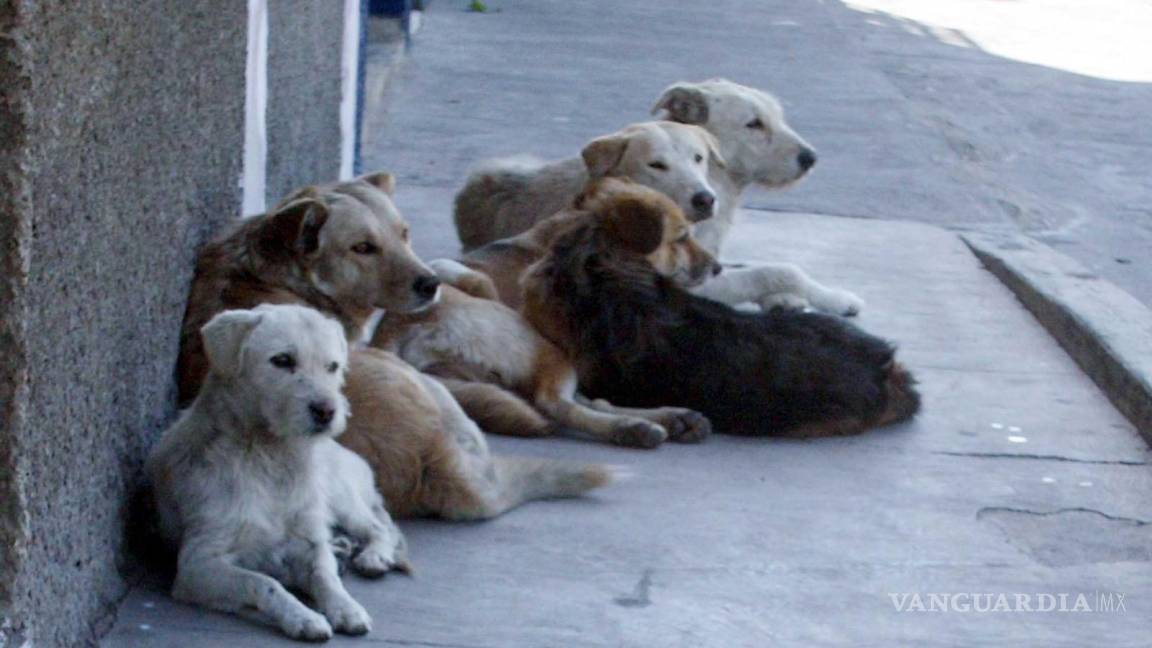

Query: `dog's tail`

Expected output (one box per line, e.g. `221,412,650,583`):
491,455,621,512
876,361,921,426
454,155,544,251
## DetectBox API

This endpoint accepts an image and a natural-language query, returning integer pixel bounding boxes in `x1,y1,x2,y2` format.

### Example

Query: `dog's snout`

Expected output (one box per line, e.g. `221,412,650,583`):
691,191,716,212
412,274,441,300
309,401,335,428
711,260,723,276
797,147,817,171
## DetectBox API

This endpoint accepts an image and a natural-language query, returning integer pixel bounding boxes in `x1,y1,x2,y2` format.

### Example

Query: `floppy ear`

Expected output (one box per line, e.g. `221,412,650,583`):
581,135,630,178
201,310,263,380
600,197,665,255
254,198,330,260
701,130,727,169
359,171,396,195
651,84,710,124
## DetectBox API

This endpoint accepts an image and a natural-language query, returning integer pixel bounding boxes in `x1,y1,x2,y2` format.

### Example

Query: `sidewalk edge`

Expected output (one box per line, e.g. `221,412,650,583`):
963,232,1152,446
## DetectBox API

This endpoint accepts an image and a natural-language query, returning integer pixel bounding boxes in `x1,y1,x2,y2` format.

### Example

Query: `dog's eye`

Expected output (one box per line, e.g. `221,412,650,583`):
327,361,340,374
401,226,410,242
351,241,378,255
746,118,765,129
677,231,691,243
694,154,704,164
648,161,669,171
270,353,296,371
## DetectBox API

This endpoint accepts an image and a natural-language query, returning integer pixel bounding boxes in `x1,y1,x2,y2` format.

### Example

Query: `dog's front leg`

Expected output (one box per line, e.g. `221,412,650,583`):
300,535,373,636
574,395,712,443
428,258,499,300
173,551,332,641
693,264,864,316
531,363,668,449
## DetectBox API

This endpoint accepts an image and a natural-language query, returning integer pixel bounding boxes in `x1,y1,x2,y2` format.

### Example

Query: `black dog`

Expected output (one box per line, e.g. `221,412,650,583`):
522,191,920,437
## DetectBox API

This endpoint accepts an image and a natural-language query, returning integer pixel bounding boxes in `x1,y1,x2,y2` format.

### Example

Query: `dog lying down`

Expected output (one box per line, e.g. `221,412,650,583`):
146,305,406,641
372,281,712,449
520,187,922,437
453,79,864,317
177,172,614,522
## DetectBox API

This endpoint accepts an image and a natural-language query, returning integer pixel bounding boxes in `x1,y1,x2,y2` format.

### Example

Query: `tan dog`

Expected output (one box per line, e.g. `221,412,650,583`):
177,173,614,521
372,222,713,448
454,121,724,250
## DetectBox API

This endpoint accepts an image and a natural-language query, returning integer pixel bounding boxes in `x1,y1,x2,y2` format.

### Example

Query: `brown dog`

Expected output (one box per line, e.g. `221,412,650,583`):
177,173,615,521
432,178,679,310
519,188,921,437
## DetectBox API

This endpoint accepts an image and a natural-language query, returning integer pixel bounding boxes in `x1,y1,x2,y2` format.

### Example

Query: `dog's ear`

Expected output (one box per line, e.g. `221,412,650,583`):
255,198,330,260
201,309,263,380
601,197,665,255
581,135,630,178
359,171,396,195
701,130,727,169
651,83,710,124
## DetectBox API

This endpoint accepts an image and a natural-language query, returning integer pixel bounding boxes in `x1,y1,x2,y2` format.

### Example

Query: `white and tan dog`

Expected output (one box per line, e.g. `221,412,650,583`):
452,79,862,316
454,120,724,249
147,304,406,641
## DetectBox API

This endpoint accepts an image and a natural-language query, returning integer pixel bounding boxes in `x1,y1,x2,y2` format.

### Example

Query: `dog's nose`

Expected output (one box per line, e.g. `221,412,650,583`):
691,191,716,213
412,274,441,300
309,401,335,427
711,260,723,276
797,147,817,171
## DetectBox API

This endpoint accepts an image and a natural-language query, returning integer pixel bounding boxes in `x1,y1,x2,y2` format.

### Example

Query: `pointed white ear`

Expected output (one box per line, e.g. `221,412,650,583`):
701,130,727,169
650,83,710,124
201,310,263,380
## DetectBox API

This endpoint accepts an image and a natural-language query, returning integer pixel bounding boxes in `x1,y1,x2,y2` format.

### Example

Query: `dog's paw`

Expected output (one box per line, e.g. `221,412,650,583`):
756,293,810,312
813,288,864,317
353,535,409,578
324,597,372,636
611,420,668,449
281,609,333,642
659,409,712,443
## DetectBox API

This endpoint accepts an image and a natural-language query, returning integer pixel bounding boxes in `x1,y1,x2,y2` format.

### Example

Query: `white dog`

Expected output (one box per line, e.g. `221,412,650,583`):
146,304,406,641
452,79,863,316
652,79,863,315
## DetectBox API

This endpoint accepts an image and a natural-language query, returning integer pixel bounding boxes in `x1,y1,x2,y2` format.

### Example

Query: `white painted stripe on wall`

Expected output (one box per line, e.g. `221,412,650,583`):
339,0,361,180
241,0,269,217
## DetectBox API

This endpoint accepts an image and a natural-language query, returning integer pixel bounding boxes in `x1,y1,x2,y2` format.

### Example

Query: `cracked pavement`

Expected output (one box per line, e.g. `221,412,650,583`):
104,1,1152,645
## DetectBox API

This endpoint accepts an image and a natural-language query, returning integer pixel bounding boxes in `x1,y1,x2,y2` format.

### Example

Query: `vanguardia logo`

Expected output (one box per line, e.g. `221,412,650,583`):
888,592,1126,613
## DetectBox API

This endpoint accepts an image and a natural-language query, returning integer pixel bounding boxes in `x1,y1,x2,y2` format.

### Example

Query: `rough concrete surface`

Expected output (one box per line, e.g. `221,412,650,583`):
104,214,1152,646
0,2,355,645
964,233,1152,448
1,3,247,646
264,0,344,203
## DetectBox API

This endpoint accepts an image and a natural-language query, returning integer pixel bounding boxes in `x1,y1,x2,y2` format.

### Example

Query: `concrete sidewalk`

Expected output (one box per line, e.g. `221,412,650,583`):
104,1,1152,645
104,213,1152,646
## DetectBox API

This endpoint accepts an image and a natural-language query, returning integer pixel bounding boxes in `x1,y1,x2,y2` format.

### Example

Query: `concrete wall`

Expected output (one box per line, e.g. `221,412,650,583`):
266,0,345,203
0,2,350,645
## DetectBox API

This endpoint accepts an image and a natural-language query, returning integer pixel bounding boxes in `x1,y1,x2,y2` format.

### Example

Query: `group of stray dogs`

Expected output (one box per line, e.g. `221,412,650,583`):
145,79,921,640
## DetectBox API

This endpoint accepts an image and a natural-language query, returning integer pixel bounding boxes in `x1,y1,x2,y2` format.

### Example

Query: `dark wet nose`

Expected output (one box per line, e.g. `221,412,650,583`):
309,401,335,427
412,274,441,300
797,148,817,171
711,260,723,276
691,191,716,213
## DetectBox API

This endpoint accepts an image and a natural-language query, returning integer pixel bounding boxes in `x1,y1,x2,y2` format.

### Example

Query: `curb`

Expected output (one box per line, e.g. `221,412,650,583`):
963,232,1152,446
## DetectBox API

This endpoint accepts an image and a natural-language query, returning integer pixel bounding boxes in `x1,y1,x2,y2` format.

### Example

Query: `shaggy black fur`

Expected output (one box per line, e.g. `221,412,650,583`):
527,224,921,436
